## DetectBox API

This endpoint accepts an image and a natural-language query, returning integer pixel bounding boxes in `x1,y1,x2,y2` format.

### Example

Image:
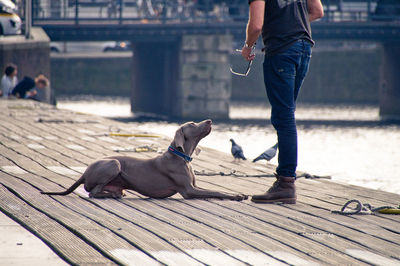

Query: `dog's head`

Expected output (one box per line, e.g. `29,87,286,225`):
172,119,212,156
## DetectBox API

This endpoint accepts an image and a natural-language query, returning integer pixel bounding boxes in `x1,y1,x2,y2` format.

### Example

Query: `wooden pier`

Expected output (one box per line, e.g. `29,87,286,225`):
0,99,399,265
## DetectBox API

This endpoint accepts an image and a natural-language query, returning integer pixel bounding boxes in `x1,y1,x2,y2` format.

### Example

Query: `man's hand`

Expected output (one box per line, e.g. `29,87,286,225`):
26,90,37,97
241,46,255,61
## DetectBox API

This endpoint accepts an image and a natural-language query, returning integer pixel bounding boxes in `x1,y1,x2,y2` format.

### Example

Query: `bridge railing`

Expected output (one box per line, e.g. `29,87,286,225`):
29,1,248,24
323,0,400,22
23,0,400,25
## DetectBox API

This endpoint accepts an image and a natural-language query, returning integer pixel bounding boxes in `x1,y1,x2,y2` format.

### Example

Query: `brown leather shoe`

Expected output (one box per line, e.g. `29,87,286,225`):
251,175,296,204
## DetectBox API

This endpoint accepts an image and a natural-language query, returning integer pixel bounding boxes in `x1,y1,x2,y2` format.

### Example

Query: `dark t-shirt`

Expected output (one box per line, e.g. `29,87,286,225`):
12,76,35,98
248,0,314,55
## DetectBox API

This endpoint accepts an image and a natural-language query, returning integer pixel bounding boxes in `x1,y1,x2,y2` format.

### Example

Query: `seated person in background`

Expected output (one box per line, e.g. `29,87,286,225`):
27,75,50,102
12,74,50,102
11,76,35,98
1,64,18,98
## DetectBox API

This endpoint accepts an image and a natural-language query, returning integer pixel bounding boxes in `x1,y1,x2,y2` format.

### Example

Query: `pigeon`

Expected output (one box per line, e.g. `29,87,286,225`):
252,142,278,162
230,139,246,160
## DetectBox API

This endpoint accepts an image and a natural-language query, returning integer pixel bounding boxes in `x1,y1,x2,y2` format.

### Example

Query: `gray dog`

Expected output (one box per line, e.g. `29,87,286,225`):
41,120,248,201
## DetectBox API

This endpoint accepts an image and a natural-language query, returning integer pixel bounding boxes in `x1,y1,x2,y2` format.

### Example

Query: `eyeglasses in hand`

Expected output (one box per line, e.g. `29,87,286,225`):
230,47,255,77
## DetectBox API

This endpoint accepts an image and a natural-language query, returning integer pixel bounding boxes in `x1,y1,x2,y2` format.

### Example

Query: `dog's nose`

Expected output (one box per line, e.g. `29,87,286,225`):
205,119,212,125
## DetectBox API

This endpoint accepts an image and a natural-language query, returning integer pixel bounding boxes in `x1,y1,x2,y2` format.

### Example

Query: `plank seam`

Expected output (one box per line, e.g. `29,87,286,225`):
0,181,125,266
134,199,292,265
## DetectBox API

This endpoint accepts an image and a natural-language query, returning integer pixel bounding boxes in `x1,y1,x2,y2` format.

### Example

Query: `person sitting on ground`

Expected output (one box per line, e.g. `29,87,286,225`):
11,76,35,99
12,74,50,102
27,75,50,102
0,64,18,98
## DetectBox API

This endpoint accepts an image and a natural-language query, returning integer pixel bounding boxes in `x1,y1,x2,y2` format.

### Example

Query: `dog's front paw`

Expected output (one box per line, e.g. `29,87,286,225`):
233,194,248,201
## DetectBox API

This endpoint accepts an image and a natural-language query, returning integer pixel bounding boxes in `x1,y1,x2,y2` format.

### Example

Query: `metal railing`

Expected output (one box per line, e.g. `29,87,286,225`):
14,0,400,25
323,0,400,22
28,1,248,25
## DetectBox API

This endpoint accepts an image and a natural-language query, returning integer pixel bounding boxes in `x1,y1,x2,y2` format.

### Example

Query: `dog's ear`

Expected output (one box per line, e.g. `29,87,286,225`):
174,128,185,152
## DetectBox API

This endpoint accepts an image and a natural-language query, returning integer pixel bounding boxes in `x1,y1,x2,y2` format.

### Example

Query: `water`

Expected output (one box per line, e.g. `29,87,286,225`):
57,96,400,195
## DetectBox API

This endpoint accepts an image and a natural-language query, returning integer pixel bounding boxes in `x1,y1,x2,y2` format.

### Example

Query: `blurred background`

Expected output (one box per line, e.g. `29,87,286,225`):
1,0,399,194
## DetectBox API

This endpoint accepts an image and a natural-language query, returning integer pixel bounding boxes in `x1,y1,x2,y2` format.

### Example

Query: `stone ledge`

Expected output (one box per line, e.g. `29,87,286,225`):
0,27,49,50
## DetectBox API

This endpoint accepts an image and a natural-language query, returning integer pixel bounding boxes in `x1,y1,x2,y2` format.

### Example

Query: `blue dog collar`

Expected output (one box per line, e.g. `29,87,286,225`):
168,145,192,162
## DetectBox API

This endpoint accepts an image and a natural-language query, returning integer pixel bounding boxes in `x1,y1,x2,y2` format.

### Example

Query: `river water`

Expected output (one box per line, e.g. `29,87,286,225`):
58,96,400,195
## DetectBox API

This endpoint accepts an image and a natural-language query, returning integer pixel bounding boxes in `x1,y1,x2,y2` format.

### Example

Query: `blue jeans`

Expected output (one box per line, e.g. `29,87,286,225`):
263,39,312,177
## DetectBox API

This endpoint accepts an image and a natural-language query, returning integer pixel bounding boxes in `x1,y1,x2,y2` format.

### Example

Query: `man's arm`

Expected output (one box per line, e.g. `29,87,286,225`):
242,0,265,61
308,0,324,22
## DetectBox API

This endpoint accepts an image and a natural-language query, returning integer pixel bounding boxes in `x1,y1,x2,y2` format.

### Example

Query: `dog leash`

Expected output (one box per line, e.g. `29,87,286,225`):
168,146,192,162
331,199,400,215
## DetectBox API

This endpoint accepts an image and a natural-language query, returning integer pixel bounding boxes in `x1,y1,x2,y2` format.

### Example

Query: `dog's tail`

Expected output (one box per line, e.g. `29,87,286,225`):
41,175,85,196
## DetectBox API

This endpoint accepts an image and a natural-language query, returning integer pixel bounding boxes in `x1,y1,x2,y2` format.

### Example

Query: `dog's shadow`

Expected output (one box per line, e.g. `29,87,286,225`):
76,186,242,202
79,188,186,202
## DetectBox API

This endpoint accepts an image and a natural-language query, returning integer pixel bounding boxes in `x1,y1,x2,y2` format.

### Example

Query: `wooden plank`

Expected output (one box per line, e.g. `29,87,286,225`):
0,159,247,265
0,173,164,265
85,199,254,265
283,203,400,243
291,192,400,234
184,176,400,259
142,199,346,265
52,199,209,265
0,142,77,184
0,119,99,163
118,199,304,265
1,170,243,265
235,202,400,260
193,177,400,244
0,184,115,265
315,179,400,204
155,199,365,265
31,119,155,161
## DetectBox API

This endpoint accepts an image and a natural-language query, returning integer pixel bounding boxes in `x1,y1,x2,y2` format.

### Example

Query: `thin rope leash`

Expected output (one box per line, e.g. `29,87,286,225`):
332,199,399,215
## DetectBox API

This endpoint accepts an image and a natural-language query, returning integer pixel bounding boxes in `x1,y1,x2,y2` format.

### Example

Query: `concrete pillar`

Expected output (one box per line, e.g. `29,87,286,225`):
380,42,400,121
176,34,232,119
131,34,232,120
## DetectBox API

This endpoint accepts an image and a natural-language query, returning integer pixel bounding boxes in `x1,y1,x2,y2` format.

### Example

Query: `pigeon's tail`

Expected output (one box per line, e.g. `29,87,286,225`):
252,153,273,162
252,155,263,163
233,150,246,160
252,143,279,163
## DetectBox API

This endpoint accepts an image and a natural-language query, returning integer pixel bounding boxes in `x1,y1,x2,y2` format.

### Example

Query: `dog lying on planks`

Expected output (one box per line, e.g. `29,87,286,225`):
41,120,248,201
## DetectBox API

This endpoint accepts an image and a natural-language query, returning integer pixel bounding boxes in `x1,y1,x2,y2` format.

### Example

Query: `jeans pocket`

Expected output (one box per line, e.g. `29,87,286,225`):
272,55,296,78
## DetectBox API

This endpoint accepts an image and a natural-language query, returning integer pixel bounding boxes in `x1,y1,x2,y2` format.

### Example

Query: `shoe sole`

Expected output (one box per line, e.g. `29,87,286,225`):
251,198,296,204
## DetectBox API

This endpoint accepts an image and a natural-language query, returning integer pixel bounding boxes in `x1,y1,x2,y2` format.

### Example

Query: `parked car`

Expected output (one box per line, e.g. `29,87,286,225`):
0,0,21,35
50,41,131,53
50,41,110,53
103,41,131,52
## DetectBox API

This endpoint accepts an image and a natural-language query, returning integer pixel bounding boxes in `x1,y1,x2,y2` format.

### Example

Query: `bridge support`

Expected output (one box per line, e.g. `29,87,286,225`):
131,34,232,120
380,42,400,121
131,41,180,118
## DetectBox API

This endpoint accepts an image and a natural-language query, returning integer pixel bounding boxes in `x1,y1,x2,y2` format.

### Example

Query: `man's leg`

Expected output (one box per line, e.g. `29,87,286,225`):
265,44,300,178
252,40,310,204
